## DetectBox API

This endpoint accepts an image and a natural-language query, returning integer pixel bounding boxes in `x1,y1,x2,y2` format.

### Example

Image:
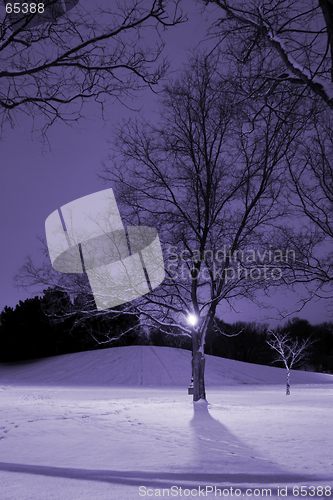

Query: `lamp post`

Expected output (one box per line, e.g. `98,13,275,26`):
187,312,198,395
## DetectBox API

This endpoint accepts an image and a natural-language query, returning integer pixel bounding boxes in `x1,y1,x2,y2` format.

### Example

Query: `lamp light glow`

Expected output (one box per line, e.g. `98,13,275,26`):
187,313,198,326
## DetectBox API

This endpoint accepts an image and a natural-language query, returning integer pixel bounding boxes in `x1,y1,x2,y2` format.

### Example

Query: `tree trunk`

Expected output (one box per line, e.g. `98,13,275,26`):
192,331,206,401
286,369,291,395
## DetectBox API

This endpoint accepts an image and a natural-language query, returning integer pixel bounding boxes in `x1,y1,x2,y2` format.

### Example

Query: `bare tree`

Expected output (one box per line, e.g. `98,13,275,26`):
201,0,333,109
0,0,184,137
267,330,315,394
100,52,308,401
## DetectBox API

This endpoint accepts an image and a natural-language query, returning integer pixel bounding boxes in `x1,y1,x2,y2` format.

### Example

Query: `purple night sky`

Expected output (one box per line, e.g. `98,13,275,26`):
0,1,331,328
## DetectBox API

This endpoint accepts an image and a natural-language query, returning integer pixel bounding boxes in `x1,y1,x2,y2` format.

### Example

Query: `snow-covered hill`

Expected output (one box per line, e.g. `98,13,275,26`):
0,345,332,386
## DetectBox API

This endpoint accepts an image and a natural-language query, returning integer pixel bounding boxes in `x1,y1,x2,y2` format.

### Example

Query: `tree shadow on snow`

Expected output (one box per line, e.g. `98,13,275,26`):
0,461,324,489
188,400,304,481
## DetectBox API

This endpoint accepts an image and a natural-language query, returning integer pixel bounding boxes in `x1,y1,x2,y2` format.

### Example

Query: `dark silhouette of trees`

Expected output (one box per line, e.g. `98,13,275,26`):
0,296,63,361
0,289,140,362
2,282,332,375
205,320,272,365
277,317,333,370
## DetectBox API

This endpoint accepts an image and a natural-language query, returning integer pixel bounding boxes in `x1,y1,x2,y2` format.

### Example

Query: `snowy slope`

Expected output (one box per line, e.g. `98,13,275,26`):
0,345,332,386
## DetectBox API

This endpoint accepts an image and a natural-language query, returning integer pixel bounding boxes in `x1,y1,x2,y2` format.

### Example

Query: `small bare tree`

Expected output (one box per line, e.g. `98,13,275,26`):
267,331,315,395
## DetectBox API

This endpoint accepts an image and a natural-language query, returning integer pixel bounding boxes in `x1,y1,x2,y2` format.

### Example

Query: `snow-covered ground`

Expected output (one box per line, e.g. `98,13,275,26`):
0,346,332,499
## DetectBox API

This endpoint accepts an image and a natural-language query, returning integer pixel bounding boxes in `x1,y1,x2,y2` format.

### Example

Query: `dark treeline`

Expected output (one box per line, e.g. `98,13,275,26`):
206,319,333,373
1,291,332,373
0,289,140,363
149,318,333,373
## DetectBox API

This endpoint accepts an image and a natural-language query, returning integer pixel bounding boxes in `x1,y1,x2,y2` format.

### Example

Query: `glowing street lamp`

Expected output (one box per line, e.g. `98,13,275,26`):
187,313,198,327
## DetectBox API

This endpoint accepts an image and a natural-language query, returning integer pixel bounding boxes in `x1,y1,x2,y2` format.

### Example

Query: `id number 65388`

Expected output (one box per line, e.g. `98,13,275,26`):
5,3,45,14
